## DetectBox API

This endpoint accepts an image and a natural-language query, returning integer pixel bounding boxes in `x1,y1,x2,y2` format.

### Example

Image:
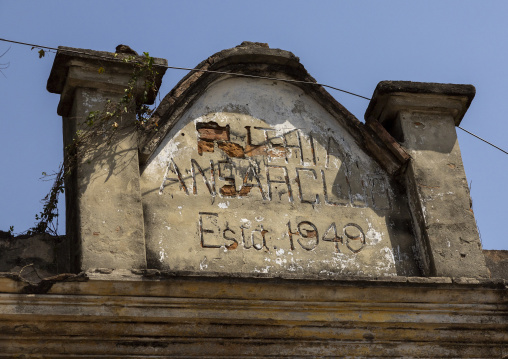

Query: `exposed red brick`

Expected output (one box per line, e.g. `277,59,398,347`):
267,146,286,158
198,128,229,141
198,140,214,155
245,144,267,157
238,186,252,196
218,142,245,158
196,122,230,141
220,185,237,197
226,241,238,250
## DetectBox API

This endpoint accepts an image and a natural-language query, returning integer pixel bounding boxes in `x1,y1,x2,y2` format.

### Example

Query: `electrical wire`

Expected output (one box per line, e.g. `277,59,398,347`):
0,37,506,155
0,37,370,100
458,126,507,155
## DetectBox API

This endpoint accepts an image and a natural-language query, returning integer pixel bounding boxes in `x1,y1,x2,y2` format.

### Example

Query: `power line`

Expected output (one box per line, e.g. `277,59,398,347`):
458,126,507,155
0,37,370,100
0,37,506,156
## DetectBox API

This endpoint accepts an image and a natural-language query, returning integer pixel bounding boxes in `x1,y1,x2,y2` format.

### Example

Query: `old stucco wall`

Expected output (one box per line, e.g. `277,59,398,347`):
141,77,420,277
0,44,506,359
0,231,69,282
41,43,489,279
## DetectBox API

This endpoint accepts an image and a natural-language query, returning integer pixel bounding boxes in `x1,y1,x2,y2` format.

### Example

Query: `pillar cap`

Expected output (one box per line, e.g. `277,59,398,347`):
365,81,476,127
47,46,167,116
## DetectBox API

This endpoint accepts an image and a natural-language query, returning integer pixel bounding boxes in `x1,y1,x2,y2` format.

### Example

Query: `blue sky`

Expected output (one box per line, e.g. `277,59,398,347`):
0,1,506,249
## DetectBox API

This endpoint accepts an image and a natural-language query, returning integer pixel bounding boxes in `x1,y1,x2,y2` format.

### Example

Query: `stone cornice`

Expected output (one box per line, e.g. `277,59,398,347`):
0,274,506,357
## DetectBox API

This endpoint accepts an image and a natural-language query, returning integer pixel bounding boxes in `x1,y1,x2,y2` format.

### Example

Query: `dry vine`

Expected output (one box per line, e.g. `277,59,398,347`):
24,50,160,236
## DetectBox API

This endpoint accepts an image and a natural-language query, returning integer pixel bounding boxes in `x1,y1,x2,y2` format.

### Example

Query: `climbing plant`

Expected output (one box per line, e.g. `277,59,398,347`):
23,49,160,236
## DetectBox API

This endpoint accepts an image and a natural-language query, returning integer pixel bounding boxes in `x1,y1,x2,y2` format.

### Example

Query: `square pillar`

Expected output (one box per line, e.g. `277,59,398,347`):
365,81,489,278
47,47,167,272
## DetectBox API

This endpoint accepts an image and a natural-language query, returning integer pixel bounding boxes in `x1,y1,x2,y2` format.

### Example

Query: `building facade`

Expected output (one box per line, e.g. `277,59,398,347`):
0,42,506,357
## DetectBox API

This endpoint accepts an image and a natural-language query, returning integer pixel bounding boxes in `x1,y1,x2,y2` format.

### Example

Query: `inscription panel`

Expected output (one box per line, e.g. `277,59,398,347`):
141,78,419,277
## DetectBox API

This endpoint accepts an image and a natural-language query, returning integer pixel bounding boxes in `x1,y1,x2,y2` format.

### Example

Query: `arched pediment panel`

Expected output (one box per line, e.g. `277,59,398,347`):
140,72,419,277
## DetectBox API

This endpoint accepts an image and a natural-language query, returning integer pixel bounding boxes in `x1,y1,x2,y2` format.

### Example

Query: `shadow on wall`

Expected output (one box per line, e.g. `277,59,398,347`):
0,231,70,282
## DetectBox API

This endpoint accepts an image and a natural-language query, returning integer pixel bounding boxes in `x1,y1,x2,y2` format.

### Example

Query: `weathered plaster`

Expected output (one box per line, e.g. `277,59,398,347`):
0,44,506,359
0,273,506,357
45,45,489,280
47,47,168,272
365,81,489,278
141,77,419,277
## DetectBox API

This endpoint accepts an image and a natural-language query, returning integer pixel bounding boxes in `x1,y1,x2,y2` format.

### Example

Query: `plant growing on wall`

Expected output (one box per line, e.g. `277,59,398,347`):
24,49,160,236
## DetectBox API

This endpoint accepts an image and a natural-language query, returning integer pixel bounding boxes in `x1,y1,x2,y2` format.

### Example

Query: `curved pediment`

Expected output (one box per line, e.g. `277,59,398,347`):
139,43,419,277
139,42,405,173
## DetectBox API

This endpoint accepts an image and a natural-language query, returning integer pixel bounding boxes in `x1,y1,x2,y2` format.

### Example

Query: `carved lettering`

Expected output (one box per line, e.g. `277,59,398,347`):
266,165,293,202
218,160,237,197
239,162,266,199
190,159,215,196
286,221,297,251
296,221,319,251
344,223,366,253
251,225,269,251
160,123,393,209
199,212,221,248
200,213,368,254
295,167,319,204
159,158,189,196
321,169,349,206
162,155,391,210
223,223,238,250
281,128,303,164
322,222,343,252
255,127,286,161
